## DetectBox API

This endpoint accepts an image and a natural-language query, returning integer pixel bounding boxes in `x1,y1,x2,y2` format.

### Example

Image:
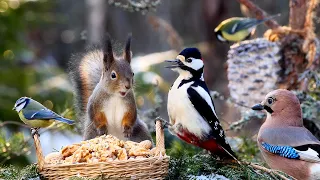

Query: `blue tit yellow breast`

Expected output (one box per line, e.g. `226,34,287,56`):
222,29,250,42
18,111,54,128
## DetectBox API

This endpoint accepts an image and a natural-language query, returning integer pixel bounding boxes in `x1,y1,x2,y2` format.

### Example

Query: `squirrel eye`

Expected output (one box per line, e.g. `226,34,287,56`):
111,71,117,79
132,72,134,76
186,58,193,63
267,97,274,105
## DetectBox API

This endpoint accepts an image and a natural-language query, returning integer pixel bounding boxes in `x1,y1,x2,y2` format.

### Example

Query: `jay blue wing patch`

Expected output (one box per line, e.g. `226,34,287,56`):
262,142,320,162
261,142,300,159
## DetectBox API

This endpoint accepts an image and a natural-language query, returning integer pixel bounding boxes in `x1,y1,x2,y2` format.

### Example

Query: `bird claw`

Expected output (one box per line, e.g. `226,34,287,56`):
168,123,183,135
31,128,40,137
155,117,171,129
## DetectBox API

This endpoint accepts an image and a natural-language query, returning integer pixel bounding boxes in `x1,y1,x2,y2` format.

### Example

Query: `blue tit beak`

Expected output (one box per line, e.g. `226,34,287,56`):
164,59,185,69
251,104,264,111
12,106,16,110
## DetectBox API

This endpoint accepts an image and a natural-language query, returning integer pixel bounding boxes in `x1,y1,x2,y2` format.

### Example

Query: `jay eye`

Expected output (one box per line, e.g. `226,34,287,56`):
111,71,117,79
267,97,274,104
186,58,193,63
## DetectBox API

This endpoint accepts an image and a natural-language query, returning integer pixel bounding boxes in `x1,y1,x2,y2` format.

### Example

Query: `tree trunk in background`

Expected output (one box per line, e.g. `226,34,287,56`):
202,0,229,89
85,0,107,45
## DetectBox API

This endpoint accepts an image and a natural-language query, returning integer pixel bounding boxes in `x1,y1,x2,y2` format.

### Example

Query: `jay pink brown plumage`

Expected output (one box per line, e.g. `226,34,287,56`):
252,89,320,180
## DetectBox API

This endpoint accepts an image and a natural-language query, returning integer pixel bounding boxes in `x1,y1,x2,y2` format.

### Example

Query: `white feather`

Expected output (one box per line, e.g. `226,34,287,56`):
231,23,238,34
15,102,26,112
248,26,255,33
217,34,226,42
296,148,320,163
184,58,203,71
168,75,211,138
103,96,127,140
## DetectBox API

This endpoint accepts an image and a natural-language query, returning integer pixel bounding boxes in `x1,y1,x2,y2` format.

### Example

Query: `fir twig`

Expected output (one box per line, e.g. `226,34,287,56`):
228,98,252,109
246,162,294,180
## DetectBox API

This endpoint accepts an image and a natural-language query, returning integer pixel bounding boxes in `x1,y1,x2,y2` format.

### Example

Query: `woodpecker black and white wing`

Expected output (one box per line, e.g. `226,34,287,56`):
187,85,218,123
186,82,234,155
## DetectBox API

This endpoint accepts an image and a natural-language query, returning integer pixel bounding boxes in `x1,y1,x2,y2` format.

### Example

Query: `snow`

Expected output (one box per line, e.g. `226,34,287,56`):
188,174,230,180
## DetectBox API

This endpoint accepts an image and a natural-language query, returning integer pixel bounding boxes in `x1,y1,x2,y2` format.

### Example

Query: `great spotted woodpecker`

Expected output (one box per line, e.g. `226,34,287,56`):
165,48,236,159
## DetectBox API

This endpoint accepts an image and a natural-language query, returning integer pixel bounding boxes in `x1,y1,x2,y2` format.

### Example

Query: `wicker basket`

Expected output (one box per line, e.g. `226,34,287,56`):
33,120,170,179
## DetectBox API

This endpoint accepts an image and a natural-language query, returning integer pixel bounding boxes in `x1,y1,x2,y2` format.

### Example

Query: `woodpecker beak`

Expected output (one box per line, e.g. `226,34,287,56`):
165,59,184,68
251,104,264,111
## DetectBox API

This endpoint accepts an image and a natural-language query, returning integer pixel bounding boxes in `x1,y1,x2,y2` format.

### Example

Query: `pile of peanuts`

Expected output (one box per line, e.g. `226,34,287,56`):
45,135,155,164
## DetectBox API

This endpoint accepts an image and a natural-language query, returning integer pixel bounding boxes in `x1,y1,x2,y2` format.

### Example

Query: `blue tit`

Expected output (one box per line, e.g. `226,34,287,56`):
13,97,74,128
214,14,280,43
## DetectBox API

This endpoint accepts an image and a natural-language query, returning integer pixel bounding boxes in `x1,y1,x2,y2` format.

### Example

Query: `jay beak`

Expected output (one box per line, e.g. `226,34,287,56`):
251,104,264,111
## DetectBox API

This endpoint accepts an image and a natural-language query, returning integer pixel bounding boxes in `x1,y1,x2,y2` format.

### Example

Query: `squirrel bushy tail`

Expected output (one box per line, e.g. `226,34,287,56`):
68,45,103,128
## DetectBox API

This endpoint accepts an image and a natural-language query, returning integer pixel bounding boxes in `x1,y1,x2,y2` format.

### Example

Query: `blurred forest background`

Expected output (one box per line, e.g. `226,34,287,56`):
0,0,320,179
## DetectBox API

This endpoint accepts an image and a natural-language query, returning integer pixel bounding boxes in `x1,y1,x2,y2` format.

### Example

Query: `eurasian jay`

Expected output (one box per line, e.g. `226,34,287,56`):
251,89,320,180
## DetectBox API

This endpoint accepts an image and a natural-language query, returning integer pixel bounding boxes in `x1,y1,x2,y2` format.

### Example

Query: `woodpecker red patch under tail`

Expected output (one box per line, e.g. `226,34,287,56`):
176,125,236,159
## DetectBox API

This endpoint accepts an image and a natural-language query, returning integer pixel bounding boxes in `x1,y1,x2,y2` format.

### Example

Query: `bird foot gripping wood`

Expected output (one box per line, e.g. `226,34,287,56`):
31,128,40,137
154,116,172,129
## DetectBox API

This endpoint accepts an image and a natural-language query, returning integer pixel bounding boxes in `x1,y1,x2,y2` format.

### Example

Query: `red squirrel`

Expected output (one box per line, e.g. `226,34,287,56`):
69,34,152,142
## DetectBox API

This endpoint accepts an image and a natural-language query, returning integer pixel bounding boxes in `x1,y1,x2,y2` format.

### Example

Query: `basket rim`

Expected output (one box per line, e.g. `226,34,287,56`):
43,155,170,168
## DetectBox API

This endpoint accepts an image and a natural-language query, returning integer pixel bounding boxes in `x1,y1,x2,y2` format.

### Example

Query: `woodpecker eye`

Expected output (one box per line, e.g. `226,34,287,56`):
186,58,193,63
111,71,117,80
267,97,274,105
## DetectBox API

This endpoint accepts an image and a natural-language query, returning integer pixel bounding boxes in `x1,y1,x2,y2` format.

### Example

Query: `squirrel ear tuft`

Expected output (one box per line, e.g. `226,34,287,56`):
103,33,114,70
123,33,132,64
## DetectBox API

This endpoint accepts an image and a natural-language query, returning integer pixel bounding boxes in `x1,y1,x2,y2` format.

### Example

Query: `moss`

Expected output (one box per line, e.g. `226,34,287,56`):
0,164,39,180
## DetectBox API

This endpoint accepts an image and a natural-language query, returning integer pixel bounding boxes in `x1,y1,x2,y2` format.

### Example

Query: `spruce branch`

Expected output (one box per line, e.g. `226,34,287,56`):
246,162,294,180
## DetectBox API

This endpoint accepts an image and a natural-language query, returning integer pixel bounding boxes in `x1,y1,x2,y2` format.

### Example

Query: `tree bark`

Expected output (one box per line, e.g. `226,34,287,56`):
85,0,107,45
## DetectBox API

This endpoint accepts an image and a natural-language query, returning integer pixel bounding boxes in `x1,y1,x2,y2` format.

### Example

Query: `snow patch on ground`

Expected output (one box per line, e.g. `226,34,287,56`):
188,174,230,180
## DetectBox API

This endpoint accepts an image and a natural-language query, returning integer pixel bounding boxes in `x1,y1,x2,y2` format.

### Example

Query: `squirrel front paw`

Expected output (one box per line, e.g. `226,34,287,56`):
123,125,133,138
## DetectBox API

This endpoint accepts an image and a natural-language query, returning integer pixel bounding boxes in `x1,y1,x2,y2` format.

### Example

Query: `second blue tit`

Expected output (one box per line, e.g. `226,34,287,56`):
13,97,74,128
214,14,280,43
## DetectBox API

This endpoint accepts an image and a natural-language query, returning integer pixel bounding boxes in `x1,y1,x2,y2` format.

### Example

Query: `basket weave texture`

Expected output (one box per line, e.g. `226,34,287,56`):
34,120,169,179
